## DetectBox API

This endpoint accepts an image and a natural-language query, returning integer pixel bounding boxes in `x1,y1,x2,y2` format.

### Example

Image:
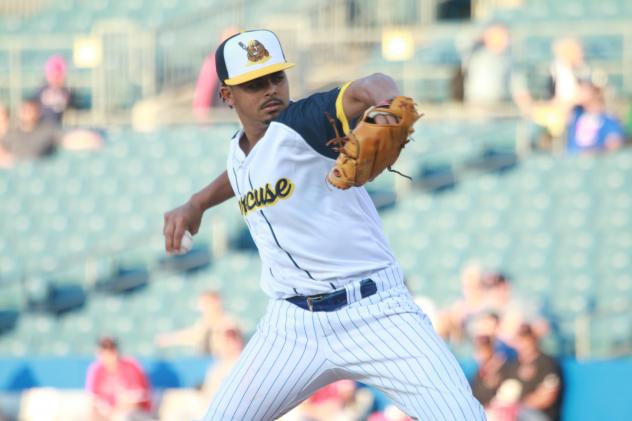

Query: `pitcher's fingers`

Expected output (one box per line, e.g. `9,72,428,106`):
164,219,175,253
374,114,398,125
173,223,186,253
163,213,170,236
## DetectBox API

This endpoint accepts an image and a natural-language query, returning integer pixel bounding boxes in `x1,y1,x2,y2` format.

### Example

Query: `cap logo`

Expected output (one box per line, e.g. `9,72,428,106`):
239,40,270,65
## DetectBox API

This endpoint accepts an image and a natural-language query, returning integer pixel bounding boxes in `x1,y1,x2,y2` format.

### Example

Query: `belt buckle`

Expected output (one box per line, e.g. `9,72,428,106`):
306,293,326,311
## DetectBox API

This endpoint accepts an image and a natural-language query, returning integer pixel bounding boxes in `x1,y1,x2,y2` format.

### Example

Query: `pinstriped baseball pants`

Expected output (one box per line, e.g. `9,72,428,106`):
202,267,486,420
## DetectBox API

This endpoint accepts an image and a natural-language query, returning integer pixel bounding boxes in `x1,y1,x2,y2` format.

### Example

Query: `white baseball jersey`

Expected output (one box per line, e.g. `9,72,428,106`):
204,85,486,421
226,84,396,299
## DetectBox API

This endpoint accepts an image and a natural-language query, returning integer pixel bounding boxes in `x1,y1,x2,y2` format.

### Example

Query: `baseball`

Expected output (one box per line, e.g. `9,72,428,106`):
178,230,193,254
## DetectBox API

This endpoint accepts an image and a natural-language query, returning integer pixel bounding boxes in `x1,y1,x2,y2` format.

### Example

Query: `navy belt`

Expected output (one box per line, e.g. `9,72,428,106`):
286,279,377,312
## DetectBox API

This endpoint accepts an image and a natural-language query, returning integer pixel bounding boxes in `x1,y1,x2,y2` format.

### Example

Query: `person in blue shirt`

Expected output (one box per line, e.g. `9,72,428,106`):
566,81,625,153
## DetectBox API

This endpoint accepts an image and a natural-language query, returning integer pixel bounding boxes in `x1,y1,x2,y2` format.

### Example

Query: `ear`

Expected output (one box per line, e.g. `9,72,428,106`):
219,86,234,109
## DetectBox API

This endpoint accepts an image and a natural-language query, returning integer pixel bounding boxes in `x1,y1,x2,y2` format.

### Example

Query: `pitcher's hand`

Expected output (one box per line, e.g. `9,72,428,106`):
163,200,203,254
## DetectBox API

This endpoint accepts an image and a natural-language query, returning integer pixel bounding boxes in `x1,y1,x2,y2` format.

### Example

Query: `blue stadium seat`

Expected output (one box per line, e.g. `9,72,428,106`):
582,35,623,60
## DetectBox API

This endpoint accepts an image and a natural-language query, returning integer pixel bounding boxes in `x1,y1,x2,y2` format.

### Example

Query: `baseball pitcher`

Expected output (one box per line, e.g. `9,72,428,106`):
163,29,486,421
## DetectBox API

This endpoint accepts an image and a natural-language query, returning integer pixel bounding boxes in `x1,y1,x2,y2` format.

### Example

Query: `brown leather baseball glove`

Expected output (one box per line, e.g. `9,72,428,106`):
326,96,421,190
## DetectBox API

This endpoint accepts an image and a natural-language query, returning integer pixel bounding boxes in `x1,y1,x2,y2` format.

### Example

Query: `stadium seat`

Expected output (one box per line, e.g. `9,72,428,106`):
95,266,150,294
0,311,19,335
27,283,87,316
158,244,212,273
414,163,457,192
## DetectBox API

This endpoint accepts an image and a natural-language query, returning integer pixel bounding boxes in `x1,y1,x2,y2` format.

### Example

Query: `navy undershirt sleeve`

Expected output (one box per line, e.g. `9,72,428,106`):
275,88,345,159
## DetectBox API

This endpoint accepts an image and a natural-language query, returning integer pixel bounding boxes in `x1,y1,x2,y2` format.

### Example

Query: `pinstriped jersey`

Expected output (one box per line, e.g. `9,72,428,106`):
226,86,396,299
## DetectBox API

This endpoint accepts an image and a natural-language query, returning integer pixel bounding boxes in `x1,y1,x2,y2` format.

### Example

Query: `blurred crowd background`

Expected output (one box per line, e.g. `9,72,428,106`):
0,0,631,420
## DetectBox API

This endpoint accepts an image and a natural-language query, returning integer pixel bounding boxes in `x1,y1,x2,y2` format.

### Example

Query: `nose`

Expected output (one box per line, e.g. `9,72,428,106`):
264,77,277,96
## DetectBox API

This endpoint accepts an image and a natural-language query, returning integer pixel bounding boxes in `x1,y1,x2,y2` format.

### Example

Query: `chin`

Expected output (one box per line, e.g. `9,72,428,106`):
264,109,284,121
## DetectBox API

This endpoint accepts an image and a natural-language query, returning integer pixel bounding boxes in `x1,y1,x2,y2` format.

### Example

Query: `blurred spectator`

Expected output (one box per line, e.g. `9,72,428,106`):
462,23,518,105
481,272,549,348
0,104,13,168
85,337,153,421
487,324,563,421
193,27,240,122
1,100,61,161
566,81,625,153
158,325,245,421
470,312,517,361
155,290,237,356
193,55,221,122
200,326,245,401
471,335,511,408
436,262,487,343
35,55,75,125
520,38,592,149
485,378,522,421
296,380,374,421
548,38,590,105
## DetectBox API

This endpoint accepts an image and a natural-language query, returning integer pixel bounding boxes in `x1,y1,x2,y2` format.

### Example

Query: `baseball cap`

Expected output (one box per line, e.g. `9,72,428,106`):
215,29,294,86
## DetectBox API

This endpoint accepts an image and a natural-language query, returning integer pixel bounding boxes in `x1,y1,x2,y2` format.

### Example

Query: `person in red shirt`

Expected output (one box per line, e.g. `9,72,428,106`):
192,26,239,122
85,337,153,421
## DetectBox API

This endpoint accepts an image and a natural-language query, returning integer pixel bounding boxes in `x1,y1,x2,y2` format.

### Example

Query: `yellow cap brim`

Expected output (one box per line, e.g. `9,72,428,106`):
224,62,295,86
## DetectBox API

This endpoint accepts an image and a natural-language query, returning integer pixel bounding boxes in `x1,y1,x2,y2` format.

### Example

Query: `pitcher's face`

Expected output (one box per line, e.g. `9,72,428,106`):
221,71,290,125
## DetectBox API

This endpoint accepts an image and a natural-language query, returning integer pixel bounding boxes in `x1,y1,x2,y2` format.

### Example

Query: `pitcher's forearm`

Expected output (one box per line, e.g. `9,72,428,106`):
342,73,401,120
191,170,235,211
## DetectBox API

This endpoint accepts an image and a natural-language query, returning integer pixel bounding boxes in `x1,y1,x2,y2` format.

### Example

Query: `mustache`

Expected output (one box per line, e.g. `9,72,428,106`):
260,99,283,110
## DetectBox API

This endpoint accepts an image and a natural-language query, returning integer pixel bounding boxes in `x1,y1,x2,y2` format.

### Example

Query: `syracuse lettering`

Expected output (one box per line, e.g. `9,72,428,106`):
239,178,295,216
